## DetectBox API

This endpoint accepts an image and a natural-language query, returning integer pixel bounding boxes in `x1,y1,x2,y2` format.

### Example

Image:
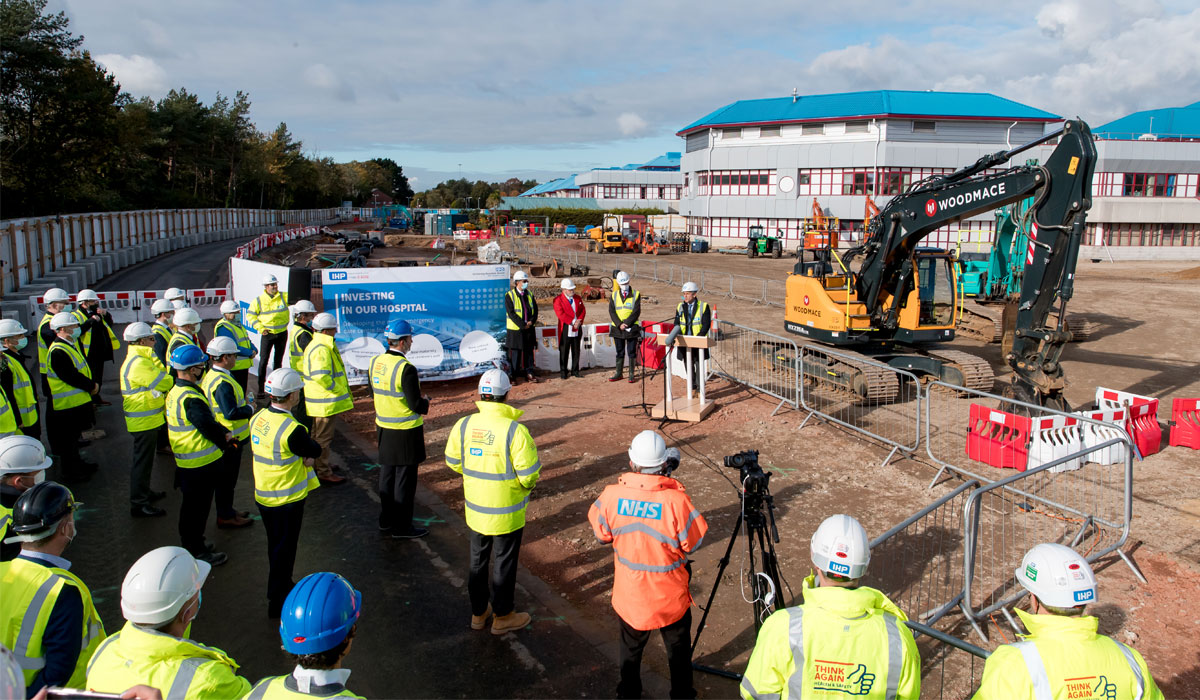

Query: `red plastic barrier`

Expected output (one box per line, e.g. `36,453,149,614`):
638,322,674,371
1170,398,1200,449
1096,388,1162,457
965,403,1032,471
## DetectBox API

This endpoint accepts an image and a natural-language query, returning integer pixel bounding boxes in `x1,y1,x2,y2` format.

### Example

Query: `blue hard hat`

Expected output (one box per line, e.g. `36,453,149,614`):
384,318,413,339
280,572,362,655
168,344,207,370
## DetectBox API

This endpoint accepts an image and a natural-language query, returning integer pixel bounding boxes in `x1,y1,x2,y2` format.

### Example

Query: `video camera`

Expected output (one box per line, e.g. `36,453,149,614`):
724,449,771,501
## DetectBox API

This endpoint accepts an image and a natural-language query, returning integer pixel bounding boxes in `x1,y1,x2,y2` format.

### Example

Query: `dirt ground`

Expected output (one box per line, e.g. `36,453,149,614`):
304,228,1200,697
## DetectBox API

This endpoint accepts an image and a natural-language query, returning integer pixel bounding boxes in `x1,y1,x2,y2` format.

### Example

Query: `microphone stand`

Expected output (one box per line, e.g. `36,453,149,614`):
622,317,672,416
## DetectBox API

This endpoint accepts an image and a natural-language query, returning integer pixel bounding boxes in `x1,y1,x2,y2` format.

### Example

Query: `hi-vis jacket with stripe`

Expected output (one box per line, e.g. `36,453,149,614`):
741,575,921,700
5,350,38,429
588,472,708,631
302,334,352,417
86,621,251,700
444,401,540,536
246,290,289,335
120,345,173,432
972,608,1162,700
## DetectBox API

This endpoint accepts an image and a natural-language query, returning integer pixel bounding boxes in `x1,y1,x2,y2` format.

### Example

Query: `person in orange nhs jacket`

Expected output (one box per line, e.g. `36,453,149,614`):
588,430,708,699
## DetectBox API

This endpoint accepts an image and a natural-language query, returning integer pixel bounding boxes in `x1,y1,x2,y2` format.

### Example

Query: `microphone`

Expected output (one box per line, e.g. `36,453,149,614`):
664,325,682,347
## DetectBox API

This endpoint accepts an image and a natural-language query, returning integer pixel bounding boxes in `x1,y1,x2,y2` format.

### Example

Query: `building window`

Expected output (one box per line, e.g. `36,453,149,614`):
801,123,824,136
845,120,869,134
912,120,936,133
695,170,776,196
686,130,709,153
878,171,912,196
759,126,781,137
1122,173,1176,197
842,171,874,195
722,127,742,139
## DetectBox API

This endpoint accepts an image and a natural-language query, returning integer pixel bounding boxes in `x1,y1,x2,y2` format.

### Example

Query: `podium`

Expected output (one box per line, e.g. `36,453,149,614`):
651,334,716,422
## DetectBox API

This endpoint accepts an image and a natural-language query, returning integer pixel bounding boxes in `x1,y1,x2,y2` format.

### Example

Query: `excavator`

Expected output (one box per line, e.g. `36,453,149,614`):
784,119,1096,410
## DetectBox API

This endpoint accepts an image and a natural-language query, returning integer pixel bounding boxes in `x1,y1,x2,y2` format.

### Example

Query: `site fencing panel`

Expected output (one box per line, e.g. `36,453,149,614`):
907,620,990,700
708,320,798,412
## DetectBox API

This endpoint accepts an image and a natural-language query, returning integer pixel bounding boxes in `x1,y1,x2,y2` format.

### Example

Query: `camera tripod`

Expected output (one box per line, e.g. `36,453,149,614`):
690,486,785,679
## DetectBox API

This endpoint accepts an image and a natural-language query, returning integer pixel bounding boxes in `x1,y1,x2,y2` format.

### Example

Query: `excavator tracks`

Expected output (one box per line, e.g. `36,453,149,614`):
799,344,901,404
925,348,996,392
958,303,1097,344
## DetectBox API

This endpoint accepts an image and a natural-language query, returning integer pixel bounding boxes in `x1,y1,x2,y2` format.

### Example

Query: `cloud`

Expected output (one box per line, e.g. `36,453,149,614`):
94,54,168,96
302,63,355,102
617,112,648,136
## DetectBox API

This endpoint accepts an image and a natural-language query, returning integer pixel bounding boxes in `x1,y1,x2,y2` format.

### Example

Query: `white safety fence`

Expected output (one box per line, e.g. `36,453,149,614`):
26,288,230,326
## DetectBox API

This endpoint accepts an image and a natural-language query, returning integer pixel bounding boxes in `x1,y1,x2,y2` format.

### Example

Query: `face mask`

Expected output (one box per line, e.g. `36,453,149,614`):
15,337,28,351
70,327,81,340
520,282,529,291
33,470,45,485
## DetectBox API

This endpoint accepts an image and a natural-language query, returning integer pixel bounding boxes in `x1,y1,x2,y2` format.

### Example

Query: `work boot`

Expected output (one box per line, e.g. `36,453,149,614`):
609,360,624,382
491,610,531,635
471,604,493,630
627,364,637,383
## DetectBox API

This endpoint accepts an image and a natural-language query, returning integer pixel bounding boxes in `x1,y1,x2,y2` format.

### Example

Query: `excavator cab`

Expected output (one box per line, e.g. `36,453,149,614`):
913,250,958,329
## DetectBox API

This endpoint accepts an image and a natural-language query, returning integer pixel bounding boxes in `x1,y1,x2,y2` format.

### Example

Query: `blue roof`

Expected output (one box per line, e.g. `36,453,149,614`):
498,197,600,210
1093,104,1200,140
677,90,1060,135
638,152,681,170
519,175,579,196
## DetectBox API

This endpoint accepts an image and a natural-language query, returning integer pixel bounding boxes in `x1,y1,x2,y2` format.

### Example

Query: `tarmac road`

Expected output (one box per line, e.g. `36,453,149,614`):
45,235,643,699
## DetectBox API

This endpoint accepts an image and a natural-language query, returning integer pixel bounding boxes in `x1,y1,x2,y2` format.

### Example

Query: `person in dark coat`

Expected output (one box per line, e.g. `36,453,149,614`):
607,271,642,383
673,282,711,392
44,314,99,483
74,290,117,407
504,271,539,383
552,278,586,380
371,320,431,539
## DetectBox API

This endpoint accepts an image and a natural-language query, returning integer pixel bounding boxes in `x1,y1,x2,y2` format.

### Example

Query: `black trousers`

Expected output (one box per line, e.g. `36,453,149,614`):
378,463,419,532
176,459,222,555
129,428,158,507
558,333,581,377
87,359,106,403
45,404,85,475
617,609,695,700
468,528,523,617
214,443,245,519
260,498,305,618
257,332,288,391
508,346,535,378
231,368,250,393
613,336,640,367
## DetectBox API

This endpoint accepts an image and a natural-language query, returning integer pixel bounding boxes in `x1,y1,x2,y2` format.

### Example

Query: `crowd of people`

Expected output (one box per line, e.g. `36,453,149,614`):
0,273,1167,699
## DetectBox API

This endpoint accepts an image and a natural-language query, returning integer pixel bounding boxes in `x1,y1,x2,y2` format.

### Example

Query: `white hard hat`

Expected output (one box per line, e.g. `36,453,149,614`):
811,514,871,579
205,336,239,357
265,367,304,397
560,278,576,290
164,287,185,300
49,312,79,330
0,319,27,338
292,299,317,315
478,368,511,396
121,546,211,625
43,288,70,304
628,430,668,470
173,307,201,327
616,271,631,285
513,270,529,282
123,322,154,342
171,299,188,311
76,289,99,302
0,645,24,700
312,312,337,331
151,298,175,315
219,300,240,314
0,435,53,475
681,281,699,293
1016,543,1097,608
263,274,279,286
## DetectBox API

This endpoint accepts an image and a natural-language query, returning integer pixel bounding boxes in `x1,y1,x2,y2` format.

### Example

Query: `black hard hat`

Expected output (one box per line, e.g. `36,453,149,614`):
10,481,78,536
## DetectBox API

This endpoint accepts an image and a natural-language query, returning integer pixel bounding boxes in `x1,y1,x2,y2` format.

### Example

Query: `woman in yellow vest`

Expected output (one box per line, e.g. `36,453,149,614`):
302,313,351,485
120,323,173,519
215,300,256,392
201,336,255,530
250,367,322,619
0,320,41,440
86,546,251,698
0,479,105,695
73,290,120,407
45,312,99,483
166,344,236,568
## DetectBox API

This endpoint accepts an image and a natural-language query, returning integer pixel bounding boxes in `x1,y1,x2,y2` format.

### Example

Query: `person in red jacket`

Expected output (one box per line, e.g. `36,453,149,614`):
552,278,586,380
588,430,708,699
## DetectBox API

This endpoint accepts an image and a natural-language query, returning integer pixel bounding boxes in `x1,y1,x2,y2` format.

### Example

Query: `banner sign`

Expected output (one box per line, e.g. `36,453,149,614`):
230,257,295,374
321,265,510,384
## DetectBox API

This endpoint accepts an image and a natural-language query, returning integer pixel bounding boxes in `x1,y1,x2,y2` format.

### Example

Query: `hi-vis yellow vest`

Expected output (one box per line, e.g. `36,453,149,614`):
166,384,223,468
215,318,253,371
444,401,540,535
7,353,38,428
85,621,250,699
248,291,289,334
168,330,199,358
201,369,250,440
73,309,119,354
676,300,710,335
0,386,16,438
0,556,106,689
245,674,364,699
119,345,172,432
302,334,352,417
506,289,534,331
370,353,422,430
37,312,53,375
614,289,640,321
47,340,93,410
288,324,312,372
152,322,172,345
250,408,319,507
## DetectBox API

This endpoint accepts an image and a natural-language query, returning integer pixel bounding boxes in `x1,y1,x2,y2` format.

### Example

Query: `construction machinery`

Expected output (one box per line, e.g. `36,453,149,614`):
746,226,783,258
624,222,671,255
586,214,625,253
784,119,1097,410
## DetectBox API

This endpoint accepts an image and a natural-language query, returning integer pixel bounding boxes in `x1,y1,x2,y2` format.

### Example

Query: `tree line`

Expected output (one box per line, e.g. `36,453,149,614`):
0,0,415,219
413,177,540,210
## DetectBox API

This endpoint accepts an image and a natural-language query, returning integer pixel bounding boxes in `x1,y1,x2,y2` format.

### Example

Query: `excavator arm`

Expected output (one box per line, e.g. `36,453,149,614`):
844,119,1096,407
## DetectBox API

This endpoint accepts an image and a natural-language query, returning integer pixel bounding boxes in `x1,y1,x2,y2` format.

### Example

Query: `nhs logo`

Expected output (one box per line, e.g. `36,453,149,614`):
1073,589,1095,604
617,498,662,520
828,561,851,576
329,271,348,281
469,447,483,457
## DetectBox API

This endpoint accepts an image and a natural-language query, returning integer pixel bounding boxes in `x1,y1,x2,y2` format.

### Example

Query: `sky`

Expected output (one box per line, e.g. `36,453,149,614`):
56,0,1200,190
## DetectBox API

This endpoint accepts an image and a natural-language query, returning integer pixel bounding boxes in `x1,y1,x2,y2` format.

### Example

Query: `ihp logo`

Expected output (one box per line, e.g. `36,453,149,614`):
469,447,483,457
828,561,851,576
251,435,261,445
1073,588,1095,603
330,271,348,281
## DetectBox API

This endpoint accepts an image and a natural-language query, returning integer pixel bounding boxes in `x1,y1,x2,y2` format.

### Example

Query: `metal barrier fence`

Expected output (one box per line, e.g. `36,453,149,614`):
798,345,922,466
907,620,990,700
708,320,798,412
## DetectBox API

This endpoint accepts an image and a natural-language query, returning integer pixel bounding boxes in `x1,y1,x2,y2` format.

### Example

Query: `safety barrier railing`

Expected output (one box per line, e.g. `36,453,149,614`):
707,320,798,413
907,619,990,700
798,345,922,465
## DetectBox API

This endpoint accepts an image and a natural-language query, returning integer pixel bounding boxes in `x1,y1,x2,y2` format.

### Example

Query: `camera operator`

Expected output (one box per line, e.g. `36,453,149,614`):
588,430,708,699
741,514,921,700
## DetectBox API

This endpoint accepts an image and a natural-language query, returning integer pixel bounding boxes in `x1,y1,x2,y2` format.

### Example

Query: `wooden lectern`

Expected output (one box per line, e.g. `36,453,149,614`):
651,333,716,422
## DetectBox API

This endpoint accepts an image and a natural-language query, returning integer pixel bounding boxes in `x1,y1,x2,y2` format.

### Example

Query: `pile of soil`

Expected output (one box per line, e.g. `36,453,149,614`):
1171,265,1200,280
